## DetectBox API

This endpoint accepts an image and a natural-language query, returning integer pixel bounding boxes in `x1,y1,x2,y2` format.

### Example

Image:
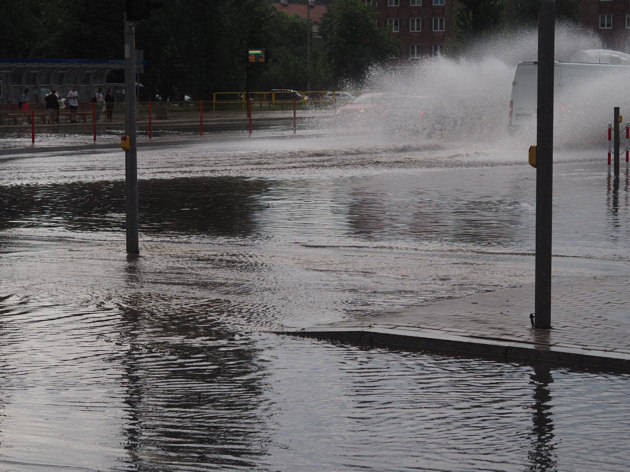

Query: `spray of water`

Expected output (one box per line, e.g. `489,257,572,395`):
332,22,612,148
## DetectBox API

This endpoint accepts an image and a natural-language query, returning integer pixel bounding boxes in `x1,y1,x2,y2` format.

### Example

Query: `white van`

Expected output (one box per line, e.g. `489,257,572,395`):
508,59,630,138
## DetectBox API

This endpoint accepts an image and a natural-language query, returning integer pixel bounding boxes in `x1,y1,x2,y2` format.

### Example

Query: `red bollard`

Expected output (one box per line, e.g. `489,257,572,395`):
626,123,629,163
248,99,253,136
148,101,152,140
31,110,35,144
200,100,204,136
92,102,97,142
608,123,612,166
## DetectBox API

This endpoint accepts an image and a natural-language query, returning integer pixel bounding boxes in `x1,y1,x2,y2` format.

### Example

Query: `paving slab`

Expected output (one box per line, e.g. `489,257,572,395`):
281,276,630,373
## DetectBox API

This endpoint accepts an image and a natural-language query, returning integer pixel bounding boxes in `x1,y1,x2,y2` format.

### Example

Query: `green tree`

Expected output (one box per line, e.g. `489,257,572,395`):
136,0,319,99
450,0,505,55
456,0,505,38
320,0,400,86
507,0,580,26
38,0,124,58
0,0,44,57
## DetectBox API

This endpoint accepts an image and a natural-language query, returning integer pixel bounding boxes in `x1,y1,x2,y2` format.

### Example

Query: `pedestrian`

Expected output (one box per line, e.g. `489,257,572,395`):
67,86,79,122
18,88,29,111
95,87,104,121
45,88,60,123
104,88,115,121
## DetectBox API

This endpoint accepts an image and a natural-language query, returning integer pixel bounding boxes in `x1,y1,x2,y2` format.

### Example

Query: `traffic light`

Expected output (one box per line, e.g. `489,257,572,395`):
126,0,164,21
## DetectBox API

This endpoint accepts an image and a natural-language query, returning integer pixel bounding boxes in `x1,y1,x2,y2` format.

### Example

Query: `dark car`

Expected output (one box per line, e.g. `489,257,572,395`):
271,89,308,103
335,92,388,126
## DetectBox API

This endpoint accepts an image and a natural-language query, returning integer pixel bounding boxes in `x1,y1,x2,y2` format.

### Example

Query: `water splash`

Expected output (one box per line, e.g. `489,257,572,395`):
336,23,608,147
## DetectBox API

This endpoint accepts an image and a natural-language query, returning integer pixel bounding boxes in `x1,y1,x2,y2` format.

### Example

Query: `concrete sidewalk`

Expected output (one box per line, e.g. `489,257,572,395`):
282,276,630,373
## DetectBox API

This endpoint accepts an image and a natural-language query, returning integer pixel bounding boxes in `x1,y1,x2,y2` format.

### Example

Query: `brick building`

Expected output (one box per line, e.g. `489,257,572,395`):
374,0,457,60
579,0,630,52
273,1,630,63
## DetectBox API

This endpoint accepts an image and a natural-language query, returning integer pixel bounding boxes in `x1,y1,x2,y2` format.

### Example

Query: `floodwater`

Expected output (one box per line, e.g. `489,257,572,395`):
1,128,630,471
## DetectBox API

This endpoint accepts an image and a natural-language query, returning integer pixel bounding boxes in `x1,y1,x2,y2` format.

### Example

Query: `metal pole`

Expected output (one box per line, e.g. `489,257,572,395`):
534,0,555,329
307,1,312,92
614,107,620,178
125,19,139,255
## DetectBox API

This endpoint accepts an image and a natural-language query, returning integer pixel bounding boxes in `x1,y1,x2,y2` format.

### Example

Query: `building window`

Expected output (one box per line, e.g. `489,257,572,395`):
600,14,613,29
388,18,400,32
410,0,422,5
433,0,445,5
432,44,442,56
388,0,400,6
410,18,422,32
409,44,423,59
432,17,445,31
626,14,630,28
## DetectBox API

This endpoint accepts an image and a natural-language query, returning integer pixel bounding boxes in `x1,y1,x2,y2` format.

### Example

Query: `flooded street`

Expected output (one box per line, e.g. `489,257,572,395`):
1,130,630,471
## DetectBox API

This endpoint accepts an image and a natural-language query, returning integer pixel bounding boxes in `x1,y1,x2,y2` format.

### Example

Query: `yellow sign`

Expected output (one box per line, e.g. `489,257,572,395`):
121,135,130,151
529,145,537,168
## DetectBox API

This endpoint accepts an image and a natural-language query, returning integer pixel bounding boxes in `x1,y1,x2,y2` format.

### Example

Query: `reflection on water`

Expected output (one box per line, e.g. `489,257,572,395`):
529,366,557,471
0,177,269,236
1,143,630,470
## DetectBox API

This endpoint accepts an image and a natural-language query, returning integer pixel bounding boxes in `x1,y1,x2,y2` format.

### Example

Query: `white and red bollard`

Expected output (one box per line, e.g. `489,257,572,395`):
608,122,612,166
626,122,629,163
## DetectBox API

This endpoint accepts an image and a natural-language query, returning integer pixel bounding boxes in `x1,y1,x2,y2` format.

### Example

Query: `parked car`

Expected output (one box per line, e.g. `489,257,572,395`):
323,91,355,104
335,92,388,126
271,89,308,103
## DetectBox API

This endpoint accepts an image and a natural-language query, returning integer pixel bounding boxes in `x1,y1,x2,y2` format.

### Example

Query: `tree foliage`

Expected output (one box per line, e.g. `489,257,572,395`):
506,0,580,26
320,0,400,86
456,0,505,39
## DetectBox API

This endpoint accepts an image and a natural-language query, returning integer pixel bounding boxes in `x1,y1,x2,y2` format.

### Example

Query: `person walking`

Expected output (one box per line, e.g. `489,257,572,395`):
18,88,29,111
104,88,115,121
67,86,79,122
45,88,60,123
95,87,104,121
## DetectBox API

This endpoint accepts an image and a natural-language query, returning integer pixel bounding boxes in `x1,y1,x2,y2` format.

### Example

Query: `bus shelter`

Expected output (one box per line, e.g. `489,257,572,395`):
0,58,125,106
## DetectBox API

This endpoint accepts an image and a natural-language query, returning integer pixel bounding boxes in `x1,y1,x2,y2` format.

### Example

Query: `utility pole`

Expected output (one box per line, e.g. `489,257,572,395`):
124,17,139,255
306,0,314,92
123,0,163,255
534,0,555,329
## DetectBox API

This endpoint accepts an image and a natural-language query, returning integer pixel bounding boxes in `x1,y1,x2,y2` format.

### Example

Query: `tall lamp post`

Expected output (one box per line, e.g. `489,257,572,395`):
306,0,314,92
535,0,555,329
282,0,314,92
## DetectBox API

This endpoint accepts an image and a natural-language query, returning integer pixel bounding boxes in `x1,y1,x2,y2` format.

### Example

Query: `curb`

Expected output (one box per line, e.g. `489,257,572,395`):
279,327,630,374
